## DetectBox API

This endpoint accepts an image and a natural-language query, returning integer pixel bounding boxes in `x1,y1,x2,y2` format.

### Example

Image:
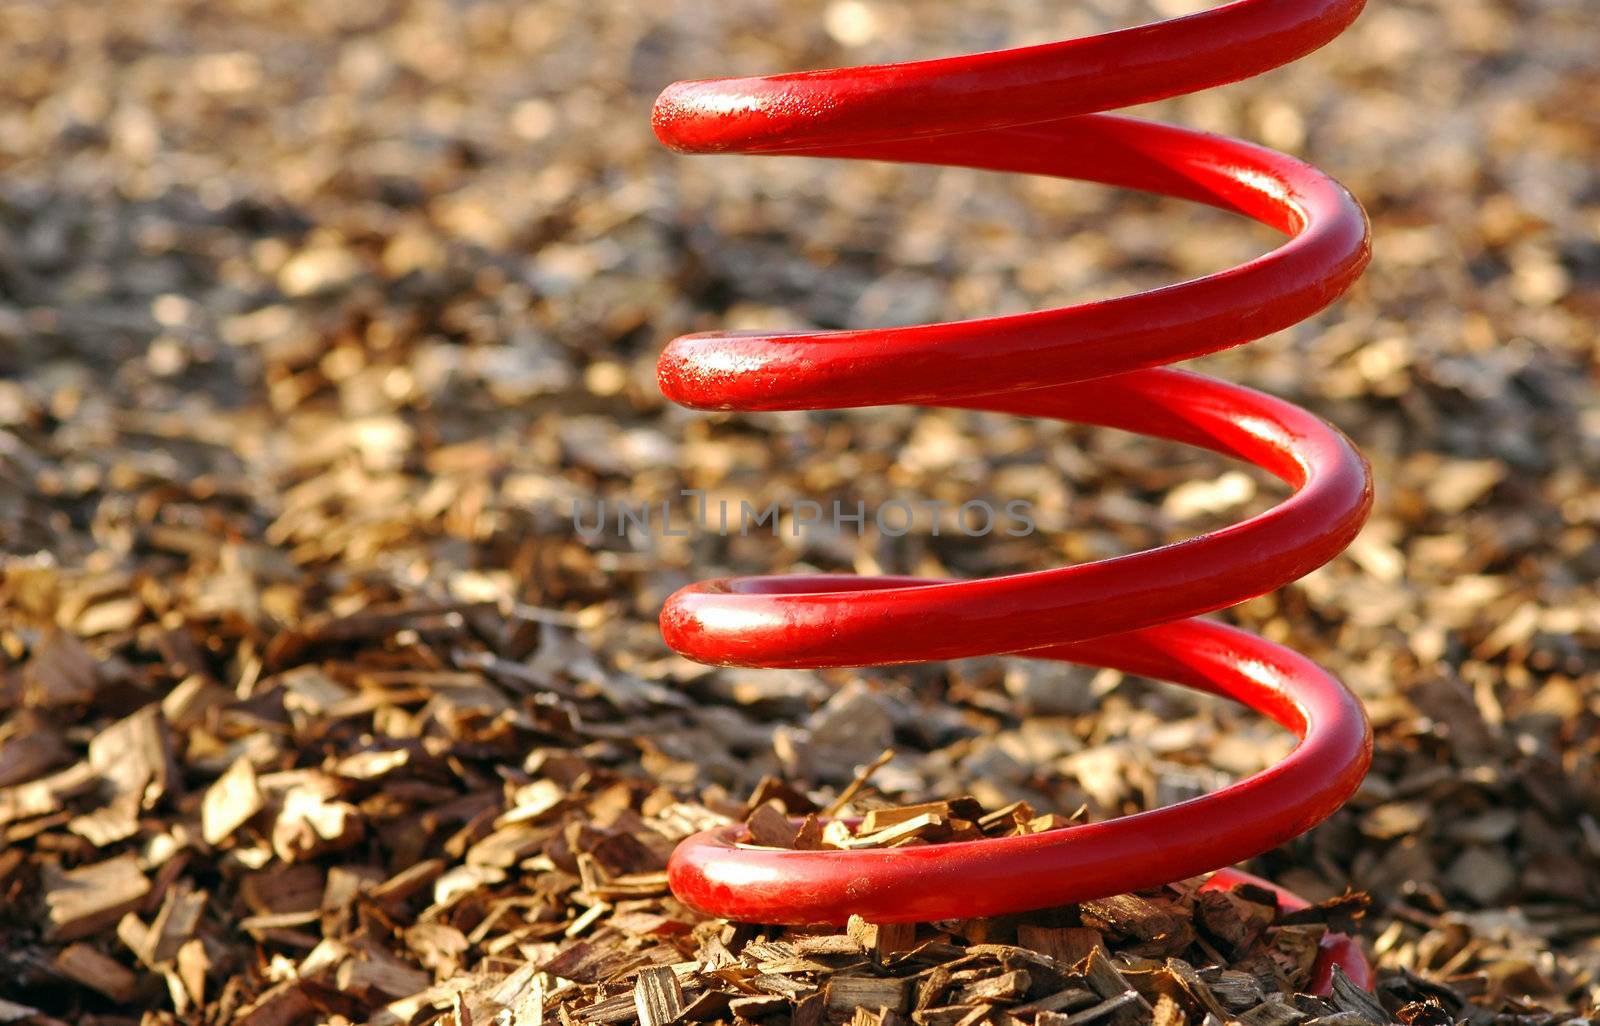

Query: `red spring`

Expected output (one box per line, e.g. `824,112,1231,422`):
653,0,1375,989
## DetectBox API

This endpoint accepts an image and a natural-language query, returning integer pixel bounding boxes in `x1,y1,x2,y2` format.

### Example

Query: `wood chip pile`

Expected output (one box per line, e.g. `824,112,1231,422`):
0,0,1596,1025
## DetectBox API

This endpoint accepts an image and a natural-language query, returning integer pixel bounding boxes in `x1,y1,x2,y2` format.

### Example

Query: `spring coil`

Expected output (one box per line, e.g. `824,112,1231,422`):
652,0,1375,979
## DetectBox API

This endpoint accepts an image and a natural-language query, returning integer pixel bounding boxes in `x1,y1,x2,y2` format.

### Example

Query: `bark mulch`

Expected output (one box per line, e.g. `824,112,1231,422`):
1,0,1596,1024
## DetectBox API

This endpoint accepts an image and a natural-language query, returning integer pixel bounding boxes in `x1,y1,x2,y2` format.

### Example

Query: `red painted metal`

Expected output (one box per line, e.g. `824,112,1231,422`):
652,0,1375,988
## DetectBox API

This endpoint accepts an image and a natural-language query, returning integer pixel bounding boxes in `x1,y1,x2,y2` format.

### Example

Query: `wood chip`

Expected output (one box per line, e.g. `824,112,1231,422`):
54,943,140,1002
745,800,801,848
44,854,151,941
825,975,911,1018
202,756,263,845
634,965,686,1026
233,981,314,1026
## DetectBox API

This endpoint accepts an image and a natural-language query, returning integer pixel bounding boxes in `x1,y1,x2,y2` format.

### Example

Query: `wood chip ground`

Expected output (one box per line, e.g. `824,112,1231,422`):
0,0,1596,1025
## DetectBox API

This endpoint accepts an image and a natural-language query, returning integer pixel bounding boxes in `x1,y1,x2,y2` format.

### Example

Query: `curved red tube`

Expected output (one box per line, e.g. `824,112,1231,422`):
653,0,1375,990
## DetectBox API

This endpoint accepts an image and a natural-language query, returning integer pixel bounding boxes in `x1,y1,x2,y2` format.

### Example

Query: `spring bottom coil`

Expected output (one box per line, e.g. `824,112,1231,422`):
651,0,1375,990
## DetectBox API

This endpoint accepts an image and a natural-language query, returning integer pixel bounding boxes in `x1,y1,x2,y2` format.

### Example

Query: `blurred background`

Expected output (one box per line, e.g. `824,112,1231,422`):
0,0,1597,1017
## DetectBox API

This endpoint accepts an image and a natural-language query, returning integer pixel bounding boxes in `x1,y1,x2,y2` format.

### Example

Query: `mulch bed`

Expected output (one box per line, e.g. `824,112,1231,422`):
1,0,1597,1024
0,585,1591,1025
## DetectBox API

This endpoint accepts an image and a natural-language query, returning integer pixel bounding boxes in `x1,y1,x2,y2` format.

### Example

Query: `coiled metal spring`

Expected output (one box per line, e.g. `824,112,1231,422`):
652,0,1375,985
